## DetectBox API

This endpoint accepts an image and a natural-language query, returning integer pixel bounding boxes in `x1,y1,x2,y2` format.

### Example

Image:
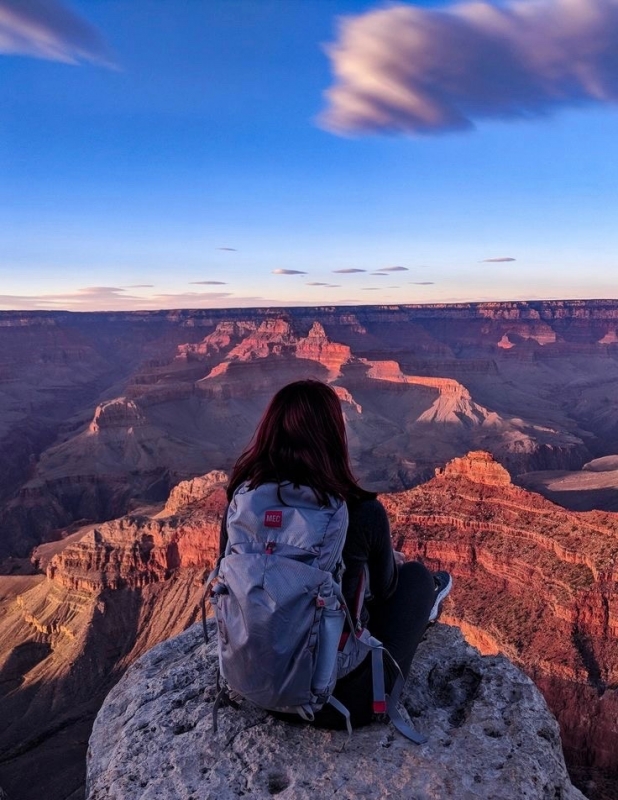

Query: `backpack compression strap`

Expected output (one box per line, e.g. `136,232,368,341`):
200,565,219,644
381,647,428,745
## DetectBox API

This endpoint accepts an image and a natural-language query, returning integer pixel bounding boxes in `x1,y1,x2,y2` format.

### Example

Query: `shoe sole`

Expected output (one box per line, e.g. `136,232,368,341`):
428,573,453,623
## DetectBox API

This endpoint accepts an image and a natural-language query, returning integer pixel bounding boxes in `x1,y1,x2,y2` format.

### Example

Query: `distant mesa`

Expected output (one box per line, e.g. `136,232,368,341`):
89,398,146,433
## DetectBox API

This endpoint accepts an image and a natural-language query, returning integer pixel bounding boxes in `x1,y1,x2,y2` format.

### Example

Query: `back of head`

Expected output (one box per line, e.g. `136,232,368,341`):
227,379,371,504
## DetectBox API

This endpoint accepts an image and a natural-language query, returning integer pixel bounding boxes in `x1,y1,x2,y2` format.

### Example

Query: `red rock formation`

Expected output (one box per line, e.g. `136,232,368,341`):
163,471,228,515
437,450,512,486
0,473,226,800
89,398,146,433
4,457,618,797
177,320,257,358
381,452,618,797
294,322,351,377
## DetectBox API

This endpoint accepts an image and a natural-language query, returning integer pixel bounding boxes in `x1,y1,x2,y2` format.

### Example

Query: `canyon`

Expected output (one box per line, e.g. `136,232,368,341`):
1,300,618,799
2,300,618,563
2,454,617,798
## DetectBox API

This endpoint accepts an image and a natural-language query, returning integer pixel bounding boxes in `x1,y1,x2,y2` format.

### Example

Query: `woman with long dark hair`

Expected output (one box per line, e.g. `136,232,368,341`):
220,378,451,729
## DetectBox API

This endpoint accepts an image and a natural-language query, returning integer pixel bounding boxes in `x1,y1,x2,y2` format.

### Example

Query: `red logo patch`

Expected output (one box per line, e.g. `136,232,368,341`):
264,510,283,528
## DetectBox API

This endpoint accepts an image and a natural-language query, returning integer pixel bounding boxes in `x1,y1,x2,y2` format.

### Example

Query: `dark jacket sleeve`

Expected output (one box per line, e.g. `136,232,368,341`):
342,498,398,613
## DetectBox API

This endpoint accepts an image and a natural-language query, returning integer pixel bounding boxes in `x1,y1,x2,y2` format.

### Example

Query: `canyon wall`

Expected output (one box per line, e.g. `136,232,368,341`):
4,300,618,560
382,451,618,799
0,473,226,800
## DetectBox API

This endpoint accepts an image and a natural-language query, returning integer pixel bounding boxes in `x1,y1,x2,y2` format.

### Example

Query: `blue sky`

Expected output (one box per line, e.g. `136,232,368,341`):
1,0,617,310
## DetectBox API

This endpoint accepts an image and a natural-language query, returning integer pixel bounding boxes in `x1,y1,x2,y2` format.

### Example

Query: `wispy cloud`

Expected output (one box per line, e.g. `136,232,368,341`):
217,247,237,251
382,266,408,272
482,257,516,263
190,280,228,285
321,0,618,135
371,272,388,276
361,287,381,291
126,284,154,288
0,286,139,310
272,268,307,275
306,282,340,287
0,0,114,66
333,268,366,274
410,281,435,285
0,286,354,311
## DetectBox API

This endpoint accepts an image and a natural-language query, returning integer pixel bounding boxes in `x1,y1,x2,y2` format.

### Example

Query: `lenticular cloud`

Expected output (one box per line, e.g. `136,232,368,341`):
321,0,618,135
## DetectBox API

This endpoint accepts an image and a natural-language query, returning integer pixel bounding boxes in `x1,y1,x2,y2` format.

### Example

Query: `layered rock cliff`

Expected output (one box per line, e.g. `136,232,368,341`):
0,473,226,800
381,451,618,799
86,623,585,800
3,456,618,798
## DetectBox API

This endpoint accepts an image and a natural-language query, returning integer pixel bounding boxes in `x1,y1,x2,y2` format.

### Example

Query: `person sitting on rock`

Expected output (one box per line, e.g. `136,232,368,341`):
219,378,452,729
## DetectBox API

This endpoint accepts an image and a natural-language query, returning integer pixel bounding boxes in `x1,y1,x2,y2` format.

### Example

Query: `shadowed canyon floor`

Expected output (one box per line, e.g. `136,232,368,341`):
2,301,618,799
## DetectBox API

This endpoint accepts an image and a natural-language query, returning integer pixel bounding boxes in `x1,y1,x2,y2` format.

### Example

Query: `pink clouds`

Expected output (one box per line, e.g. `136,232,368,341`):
321,0,618,135
0,0,113,65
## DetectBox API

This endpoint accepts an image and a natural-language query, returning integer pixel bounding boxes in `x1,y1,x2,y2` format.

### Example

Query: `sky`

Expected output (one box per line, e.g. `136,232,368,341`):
1,0,617,311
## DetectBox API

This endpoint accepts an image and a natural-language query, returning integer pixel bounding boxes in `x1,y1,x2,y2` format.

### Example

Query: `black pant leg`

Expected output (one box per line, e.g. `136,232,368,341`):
368,560,436,678
316,560,436,729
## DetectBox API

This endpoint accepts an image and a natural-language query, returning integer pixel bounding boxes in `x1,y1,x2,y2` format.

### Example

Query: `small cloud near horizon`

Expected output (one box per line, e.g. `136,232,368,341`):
321,0,618,135
410,281,435,285
361,287,380,291
272,269,307,275
190,280,228,285
333,268,366,274
382,266,409,272
0,0,115,66
306,282,340,287
482,257,517,263
217,247,237,251
371,272,388,276
125,284,154,288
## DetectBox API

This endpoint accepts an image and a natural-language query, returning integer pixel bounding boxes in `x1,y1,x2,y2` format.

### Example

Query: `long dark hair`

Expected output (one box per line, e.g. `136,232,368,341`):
227,379,374,505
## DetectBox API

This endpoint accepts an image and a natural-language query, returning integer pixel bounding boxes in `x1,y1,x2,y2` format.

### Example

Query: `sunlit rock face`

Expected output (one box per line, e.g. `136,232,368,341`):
0,472,226,800
382,451,618,800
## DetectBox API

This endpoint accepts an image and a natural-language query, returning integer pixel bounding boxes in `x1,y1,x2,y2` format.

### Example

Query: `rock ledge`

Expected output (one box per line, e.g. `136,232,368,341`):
86,623,586,799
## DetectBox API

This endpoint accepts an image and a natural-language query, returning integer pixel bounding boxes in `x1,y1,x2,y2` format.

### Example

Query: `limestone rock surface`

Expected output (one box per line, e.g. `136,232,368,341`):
86,623,586,800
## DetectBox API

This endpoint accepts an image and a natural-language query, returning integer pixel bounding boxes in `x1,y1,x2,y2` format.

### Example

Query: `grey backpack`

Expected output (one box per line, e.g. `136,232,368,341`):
202,481,427,742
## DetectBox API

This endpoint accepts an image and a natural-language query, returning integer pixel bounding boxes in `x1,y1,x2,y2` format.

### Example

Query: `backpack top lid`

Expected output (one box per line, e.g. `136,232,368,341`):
226,481,348,572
